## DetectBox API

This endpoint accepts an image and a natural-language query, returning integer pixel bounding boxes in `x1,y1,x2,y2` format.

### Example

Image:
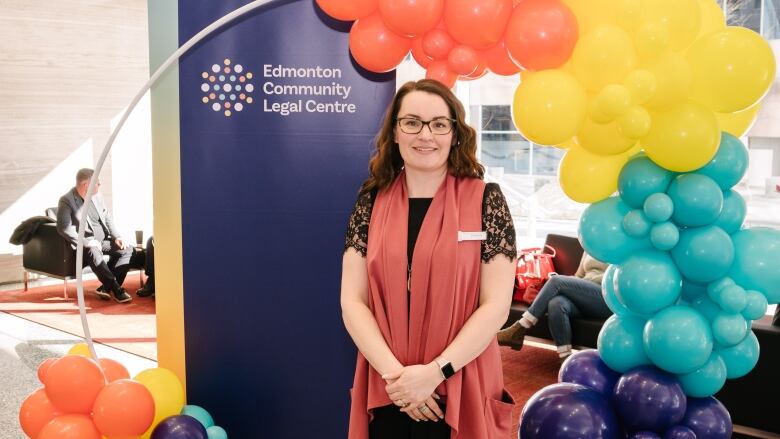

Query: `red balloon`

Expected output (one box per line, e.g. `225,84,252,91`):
98,358,130,382
448,45,480,75
44,355,106,414
37,414,101,439
379,0,444,37
426,60,458,88
93,379,155,438
505,0,579,71
462,56,489,80
37,358,57,384
316,0,378,21
483,40,520,75
19,388,63,439
411,36,434,68
422,28,455,60
444,0,513,49
349,13,411,73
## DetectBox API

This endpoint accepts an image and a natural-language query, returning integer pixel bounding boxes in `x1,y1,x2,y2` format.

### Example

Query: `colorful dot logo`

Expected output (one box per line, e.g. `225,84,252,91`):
201,58,253,117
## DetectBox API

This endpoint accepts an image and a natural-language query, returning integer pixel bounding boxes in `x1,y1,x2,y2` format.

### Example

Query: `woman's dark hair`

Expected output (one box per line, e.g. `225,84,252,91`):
360,79,484,194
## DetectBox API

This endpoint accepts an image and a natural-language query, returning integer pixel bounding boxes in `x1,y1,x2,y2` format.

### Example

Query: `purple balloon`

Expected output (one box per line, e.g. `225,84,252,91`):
559,349,621,396
629,432,661,439
682,397,732,439
613,366,687,433
520,382,620,439
151,415,208,439
663,425,696,439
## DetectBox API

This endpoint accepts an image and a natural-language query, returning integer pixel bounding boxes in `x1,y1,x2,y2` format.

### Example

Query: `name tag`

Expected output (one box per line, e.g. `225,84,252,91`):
458,231,487,242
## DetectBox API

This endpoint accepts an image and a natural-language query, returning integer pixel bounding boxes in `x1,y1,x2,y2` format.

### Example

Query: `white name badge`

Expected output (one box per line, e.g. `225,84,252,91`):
458,231,487,242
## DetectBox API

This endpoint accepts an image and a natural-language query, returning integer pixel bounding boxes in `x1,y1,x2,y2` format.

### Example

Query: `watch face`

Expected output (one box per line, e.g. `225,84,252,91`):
442,362,455,379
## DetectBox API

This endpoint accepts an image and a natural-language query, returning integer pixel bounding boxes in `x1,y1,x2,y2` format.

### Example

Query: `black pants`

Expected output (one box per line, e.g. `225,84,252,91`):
144,236,154,290
83,239,138,293
369,405,450,439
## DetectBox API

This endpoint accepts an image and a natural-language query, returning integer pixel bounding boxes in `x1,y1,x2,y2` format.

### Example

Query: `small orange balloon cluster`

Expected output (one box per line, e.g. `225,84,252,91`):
316,0,579,87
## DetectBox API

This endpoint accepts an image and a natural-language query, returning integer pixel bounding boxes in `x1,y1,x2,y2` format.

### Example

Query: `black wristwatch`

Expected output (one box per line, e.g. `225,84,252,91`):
435,357,455,379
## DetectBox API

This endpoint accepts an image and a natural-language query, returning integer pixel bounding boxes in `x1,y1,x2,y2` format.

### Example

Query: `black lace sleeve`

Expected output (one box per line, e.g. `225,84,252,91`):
481,183,517,263
344,190,374,257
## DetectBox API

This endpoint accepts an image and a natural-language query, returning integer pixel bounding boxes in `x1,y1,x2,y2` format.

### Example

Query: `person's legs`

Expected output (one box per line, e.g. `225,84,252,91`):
547,295,578,358
137,237,155,297
105,240,133,286
84,245,126,301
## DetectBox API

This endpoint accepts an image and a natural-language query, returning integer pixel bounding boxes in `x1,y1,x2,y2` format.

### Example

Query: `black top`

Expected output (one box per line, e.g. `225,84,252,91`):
344,182,517,263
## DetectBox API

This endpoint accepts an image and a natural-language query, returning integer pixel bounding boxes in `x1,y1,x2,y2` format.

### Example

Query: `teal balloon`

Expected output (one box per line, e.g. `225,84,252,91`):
182,405,215,428
615,251,682,315
742,290,768,321
729,227,780,303
644,192,674,223
690,294,721,322
207,426,228,439
711,312,748,346
717,330,760,378
619,156,674,208
650,222,679,251
579,197,653,264
680,280,707,302
667,174,724,227
597,314,651,373
623,209,652,237
644,306,713,374
713,190,746,234
696,132,749,190
677,352,727,397
709,284,747,313
602,264,639,317
706,277,734,297
671,226,734,283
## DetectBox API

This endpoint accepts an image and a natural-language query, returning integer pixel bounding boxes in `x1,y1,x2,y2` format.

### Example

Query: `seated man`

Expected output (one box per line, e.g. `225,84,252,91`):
56,168,135,303
136,236,155,298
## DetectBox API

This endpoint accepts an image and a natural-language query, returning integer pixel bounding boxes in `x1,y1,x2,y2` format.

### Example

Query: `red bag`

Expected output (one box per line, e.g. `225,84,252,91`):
514,245,557,304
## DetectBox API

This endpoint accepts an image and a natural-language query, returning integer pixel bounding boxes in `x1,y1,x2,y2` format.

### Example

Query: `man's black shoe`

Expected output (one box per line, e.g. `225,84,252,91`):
112,288,132,303
95,285,111,300
136,286,155,298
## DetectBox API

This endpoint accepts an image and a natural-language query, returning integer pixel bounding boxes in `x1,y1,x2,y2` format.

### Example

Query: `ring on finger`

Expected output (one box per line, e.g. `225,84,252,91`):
419,405,429,414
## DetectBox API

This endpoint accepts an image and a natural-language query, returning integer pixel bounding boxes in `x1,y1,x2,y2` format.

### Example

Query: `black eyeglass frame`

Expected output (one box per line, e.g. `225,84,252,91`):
396,117,457,135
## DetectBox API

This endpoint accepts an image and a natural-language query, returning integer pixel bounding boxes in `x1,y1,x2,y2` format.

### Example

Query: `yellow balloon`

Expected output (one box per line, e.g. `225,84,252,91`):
576,117,637,155
696,0,726,39
589,98,613,124
642,52,692,110
134,367,185,438
554,138,579,149
597,84,632,119
639,0,701,50
572,25,638,92
686,26,776,113
559,144,633,203
67,343,91,357
619,106,652,138
715,104,761,138
561,0,617,34
512,70,588,146
643,100,720,172
623,69,657,105
634,21,671,59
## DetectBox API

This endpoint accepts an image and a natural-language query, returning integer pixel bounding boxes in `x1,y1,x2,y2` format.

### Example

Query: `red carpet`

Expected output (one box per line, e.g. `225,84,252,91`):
501,343,562,436
0,277,157,360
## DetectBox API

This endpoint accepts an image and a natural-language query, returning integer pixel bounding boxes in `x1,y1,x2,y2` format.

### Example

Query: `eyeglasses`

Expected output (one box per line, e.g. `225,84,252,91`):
397,117,456,135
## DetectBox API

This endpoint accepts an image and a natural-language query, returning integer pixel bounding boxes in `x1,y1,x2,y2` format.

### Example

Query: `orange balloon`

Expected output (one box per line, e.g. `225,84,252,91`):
505,0,579,71
19,388,63,439
410,37,433,68
379,0,443,37
37,414,101,439
483,40,520,75
422,28,455,60
44,355,106,414
444,0,514,49
98,358,130,383
315,0,378,21
463,56,489,80
92,379,155,438
426,60,458,88
448,45,480,75
37,358,57,384
349,13,411,73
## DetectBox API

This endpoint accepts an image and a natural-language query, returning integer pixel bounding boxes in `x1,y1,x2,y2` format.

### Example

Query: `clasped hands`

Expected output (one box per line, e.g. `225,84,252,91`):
382,363,445,422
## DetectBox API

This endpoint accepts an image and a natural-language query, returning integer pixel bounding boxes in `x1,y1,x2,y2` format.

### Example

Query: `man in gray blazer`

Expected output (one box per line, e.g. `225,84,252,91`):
56,168,134,303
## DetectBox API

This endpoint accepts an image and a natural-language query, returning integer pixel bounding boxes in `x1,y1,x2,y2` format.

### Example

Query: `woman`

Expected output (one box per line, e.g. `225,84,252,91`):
497,252,611,359
341,79,517,438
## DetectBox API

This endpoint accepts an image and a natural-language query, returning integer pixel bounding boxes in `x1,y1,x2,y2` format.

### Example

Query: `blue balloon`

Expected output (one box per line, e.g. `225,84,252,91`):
558,350,620,397
696,132,748,190
629,432,661,439
644,193,674,223
613,366,687,433
207,425,228,439
615,251,681,315
678,352,727,397
619,156,675,208
650,222,679,251
716,330,759,379
729,227,780,303
644,306,713,374
706,277,734,297
711,312,748,347
689,294,721,322
519,383,620,439
682,397,733,439
708,284,747,313
598,314,651,373
712,189,745,234
671,226,734,283
680,280,706,303
579,197,653,264
152,415,208,439
742,290,768,321
663,425,697,439
624,209,652,237
667,174,724,227
181,405,215,428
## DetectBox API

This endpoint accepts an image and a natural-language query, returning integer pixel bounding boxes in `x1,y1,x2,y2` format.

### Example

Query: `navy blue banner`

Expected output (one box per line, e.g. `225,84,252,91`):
178,1,394,436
